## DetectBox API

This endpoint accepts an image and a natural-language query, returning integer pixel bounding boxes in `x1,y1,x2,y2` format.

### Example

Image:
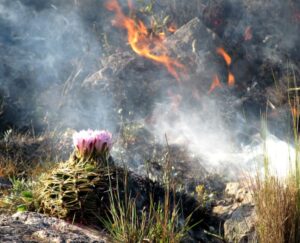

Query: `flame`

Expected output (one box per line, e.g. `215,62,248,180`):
244,26,252,41
216,47,235,88
209,74,222,94
106,0,185,80
228,72,235,86
216,47,231,66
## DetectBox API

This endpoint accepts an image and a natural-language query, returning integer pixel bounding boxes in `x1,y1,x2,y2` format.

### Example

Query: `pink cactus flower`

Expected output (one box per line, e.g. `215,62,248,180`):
73,129,113,158
93,130,113,153
73,130,95,157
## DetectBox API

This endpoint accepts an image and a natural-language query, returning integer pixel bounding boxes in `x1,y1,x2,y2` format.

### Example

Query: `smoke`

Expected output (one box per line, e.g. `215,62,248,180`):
150,96,296,177
143,0,300,177
150,96,236,165
0,0,117,132
0,1,98,87
1,0,299,178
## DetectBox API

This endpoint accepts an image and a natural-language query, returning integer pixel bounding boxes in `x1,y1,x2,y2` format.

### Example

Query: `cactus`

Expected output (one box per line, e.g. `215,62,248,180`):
37,156,115,224
36,129,115,224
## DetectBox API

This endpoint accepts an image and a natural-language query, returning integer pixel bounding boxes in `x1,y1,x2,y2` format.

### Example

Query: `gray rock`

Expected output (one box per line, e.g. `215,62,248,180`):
165,17,221,57
0,212,109,243
212,182,257,243
225,182,253,204
223,204,257,243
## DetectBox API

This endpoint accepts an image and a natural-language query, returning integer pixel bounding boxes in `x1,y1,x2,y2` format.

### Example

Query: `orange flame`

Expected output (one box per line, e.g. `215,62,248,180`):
228,72,235,86
209,74,222,94
215,47,235,89
106,0,185,80
216,47,231,66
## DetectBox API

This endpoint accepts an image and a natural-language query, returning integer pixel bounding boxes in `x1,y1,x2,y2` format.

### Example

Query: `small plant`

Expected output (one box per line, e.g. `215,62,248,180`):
0,177,36,213
195,184,211,207
148,201,193,242
102,193,150,242
103,186,193,243
102,136,195,243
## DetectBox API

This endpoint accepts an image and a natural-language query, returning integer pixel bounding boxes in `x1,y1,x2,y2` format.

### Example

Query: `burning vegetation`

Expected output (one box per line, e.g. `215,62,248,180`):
106,0,186,81
1,0,300,242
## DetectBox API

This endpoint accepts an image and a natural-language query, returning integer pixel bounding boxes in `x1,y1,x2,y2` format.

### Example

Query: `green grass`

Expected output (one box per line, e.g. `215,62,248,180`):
101,140,196,243
0,177,37,213
102,183,193,243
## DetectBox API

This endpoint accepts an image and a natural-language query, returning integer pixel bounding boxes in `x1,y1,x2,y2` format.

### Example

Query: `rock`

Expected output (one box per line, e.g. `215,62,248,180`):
212,204,237,220
213,182,257,243
223,204,256,243
225,182,253,204
225,182,240,197
165,17,221,58
0,212,108,243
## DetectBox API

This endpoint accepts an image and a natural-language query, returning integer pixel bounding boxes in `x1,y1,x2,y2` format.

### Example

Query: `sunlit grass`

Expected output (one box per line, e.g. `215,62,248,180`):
254,69,300,243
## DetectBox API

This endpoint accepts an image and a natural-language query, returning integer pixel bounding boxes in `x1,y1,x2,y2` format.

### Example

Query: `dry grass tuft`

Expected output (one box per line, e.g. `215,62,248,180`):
0,157,17,178
253,68,300,243
254,175,298,243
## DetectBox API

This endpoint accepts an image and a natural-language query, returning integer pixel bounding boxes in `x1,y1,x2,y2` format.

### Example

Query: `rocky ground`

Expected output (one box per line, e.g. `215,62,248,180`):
0,127,256,242
0,174,255,243
0,212,109,243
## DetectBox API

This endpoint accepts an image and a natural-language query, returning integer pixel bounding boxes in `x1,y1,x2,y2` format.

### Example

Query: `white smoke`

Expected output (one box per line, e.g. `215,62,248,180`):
149,94,295,178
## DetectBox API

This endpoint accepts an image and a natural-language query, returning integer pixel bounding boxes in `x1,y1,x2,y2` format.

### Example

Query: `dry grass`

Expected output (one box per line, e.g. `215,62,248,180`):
254,69,300,243
254,175,298,243
0,129,71,178
0,157,17,178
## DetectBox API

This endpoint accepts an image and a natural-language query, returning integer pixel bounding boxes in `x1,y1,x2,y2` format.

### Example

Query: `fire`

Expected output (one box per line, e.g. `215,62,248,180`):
228,72,235,86
106,0,185,80
208,74,222,94
216,47,231,66
212,47,235,91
